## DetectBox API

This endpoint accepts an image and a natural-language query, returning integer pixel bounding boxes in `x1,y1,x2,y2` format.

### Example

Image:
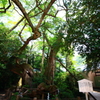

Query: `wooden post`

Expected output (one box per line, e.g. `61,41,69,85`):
85,92,89,100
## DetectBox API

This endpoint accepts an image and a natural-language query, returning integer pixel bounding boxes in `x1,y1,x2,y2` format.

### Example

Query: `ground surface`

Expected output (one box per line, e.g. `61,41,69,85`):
0,91,100,100
0,91,5,100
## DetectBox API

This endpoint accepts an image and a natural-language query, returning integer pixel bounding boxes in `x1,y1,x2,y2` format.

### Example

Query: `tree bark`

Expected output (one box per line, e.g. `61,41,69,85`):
45,49,56,85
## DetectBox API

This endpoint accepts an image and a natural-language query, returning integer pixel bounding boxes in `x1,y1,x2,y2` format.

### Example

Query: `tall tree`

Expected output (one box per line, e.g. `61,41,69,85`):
63,0,100,71
0,0,68,85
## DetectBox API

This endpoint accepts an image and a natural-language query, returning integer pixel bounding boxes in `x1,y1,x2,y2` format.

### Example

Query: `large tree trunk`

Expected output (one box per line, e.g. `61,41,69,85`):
45,49,56,85
44,31,63,85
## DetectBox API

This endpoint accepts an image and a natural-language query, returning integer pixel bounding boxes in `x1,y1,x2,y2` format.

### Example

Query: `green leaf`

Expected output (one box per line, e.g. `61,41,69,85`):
1,0,7,7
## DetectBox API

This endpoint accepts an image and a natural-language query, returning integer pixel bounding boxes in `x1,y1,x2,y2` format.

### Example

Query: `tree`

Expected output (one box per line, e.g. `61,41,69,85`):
0,23,22,89
1,0,99,99
0,0,57,53
0,23,22,65
0,0,76,85
63,0,100,71
0,0,58,85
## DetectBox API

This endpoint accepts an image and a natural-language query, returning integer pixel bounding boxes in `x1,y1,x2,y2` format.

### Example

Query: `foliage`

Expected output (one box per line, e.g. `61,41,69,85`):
10,92,19,100
0,0,99,99
54,70,84,98
64,0,100,71
0,68,19,90
32,73,44,88
0,24,22,89
0,23,22,60
0,0,8,8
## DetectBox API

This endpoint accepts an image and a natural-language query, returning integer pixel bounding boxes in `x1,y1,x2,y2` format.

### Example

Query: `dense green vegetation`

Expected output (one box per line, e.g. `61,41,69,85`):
0,0,99,99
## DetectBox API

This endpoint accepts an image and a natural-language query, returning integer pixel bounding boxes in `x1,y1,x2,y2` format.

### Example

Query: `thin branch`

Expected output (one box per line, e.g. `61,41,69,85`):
36,0,43,7
13,6,23,17
46,13,57,17
17,36,33,54
38,6,44,11
36,0,56,29
56,58,78,81
47,28,55,35
12,0,36,32
56,0,65,9
43,32,51,48
18,23,27,43
7,17,24,34
7,4,42,34
29,11,42,18
37,4,57,18
0,0,11,13
41,31,45,71
7,0,11,9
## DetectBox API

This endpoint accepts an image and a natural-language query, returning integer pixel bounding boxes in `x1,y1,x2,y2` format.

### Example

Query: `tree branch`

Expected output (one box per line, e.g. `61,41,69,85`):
18,23,27,43
9,0,42,33
43,32,51,48
56,58,78,81
7,11,42,34
17,36,33,54
12,0,41,39
0,0,11,13
9,0,56,54
36,0,56,29
7,17,24,34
